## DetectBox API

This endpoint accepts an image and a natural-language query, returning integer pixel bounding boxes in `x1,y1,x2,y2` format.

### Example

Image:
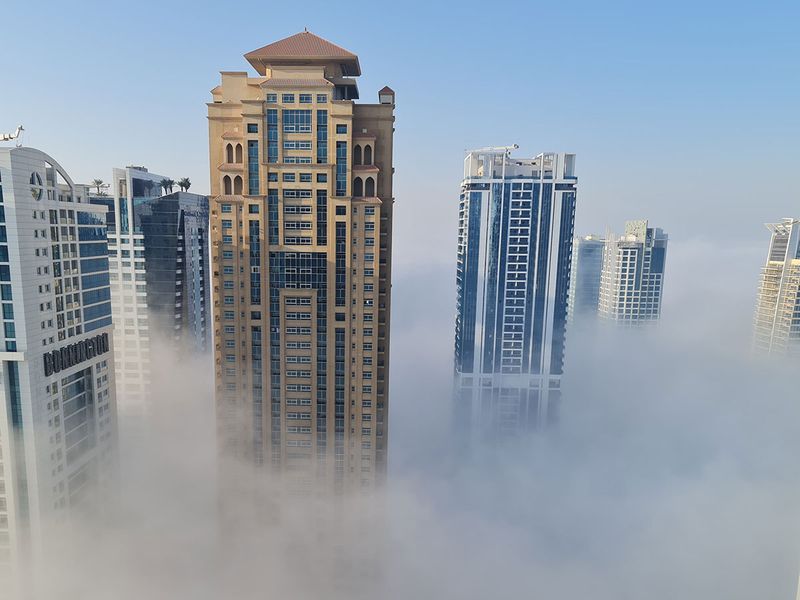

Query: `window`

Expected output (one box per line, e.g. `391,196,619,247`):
299,94,312,104
316,110,328,164
267,109,279,163
268,172,278,182
248,205,260,214
364,206,375,216
221,203,232,213
283,173,295,182
247,123,258,133
316,94,328,103
282,94,295,103
266,94,277,103
335,206,346,216
222,219,232,229
299,173,312,182
283,109,312,133
336,124,347,134
316,173,327,183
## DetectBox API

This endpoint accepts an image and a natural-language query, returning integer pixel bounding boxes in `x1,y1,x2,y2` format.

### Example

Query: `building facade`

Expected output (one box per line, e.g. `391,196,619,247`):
567,234,605,322
90,167,209,417
753,218,800,356
598,220,668,324
208,31,395,491
0,147,117,590
453,147,577,439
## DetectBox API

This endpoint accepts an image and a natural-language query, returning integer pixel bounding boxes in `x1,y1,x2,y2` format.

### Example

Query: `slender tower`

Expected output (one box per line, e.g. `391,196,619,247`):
567,234,605,322
753,218,800,355
454,147,577,439
208,31,395,492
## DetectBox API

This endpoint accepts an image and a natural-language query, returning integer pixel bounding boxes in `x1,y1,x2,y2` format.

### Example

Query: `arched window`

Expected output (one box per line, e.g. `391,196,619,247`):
223,175,232,195
235,144,243,163
365,177,375,197
353,145,362,166
226,144,234,163
233,176,243,195
364,145,373,165
353,177,363,197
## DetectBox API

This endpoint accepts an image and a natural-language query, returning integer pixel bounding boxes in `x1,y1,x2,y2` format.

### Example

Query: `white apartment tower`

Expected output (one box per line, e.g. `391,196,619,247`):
753,218,800,355
598,220,668,324
0,147,117,593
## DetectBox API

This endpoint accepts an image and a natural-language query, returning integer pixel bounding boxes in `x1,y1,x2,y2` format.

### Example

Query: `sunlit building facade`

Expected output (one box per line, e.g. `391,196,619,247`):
0,147,117,592
598,220,668,324
453,148,577,439
753,218,800,356
208,31,395,491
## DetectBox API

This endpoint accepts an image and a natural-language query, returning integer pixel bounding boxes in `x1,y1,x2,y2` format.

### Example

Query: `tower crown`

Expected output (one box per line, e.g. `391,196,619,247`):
244,31,361,76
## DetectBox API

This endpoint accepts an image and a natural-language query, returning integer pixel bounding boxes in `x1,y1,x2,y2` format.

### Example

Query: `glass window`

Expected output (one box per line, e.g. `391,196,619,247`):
282,94,295,103
316,94,328,103
299,94,312,104
336,124,347,134
266,94,277,103
247,123,258,133
316,173,327,183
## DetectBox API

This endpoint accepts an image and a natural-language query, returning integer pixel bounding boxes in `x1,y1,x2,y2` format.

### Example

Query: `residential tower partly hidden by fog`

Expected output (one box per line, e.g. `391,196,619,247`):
753,218,800,356
0,148,118,594
453,147,576,439
597,220,668,324
208,31,395,492
567,234,605,322
88,166,210,419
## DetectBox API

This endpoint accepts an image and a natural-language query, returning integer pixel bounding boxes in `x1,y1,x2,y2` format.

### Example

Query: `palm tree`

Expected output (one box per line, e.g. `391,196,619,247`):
178,177,191,192
160,178,175,194
91,178,105,195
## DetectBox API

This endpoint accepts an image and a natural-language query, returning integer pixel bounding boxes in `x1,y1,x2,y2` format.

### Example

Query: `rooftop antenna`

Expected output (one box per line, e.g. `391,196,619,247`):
0,125,24,147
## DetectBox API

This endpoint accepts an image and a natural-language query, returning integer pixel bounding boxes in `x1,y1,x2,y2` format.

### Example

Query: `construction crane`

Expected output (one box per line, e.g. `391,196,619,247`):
0,125,24,146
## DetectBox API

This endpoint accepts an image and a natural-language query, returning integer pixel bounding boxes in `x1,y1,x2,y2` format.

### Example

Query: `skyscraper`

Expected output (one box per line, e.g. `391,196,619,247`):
208,31,395,491
598,220,668,325
753,218,800,356
90,166,209,418
0,147,117,591
567,234,605,322
453,147,577,439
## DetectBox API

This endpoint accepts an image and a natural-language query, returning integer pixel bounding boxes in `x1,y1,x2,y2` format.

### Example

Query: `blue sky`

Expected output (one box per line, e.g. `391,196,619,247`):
1,0,798,263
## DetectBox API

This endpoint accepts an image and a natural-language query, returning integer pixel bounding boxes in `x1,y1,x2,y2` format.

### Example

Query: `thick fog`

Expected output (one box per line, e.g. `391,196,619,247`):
18,231,800,600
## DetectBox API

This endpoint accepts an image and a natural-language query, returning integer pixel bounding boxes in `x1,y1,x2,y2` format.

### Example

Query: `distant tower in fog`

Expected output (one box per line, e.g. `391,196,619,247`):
753,218,800,355
453,147,577,439
567,234,605,322
598,220,668,325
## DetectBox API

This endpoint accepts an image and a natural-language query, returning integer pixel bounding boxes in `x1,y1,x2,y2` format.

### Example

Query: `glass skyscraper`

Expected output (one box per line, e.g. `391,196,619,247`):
454,147,577,439
90,166,209,417
567,234,605,322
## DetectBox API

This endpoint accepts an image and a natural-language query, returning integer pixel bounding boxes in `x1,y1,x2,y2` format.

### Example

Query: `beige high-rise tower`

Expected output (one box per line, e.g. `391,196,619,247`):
208,31,394,492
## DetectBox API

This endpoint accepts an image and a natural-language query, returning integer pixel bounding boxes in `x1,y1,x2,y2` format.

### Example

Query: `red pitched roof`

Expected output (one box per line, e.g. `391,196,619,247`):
379,86,395,94
245,31,356,61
